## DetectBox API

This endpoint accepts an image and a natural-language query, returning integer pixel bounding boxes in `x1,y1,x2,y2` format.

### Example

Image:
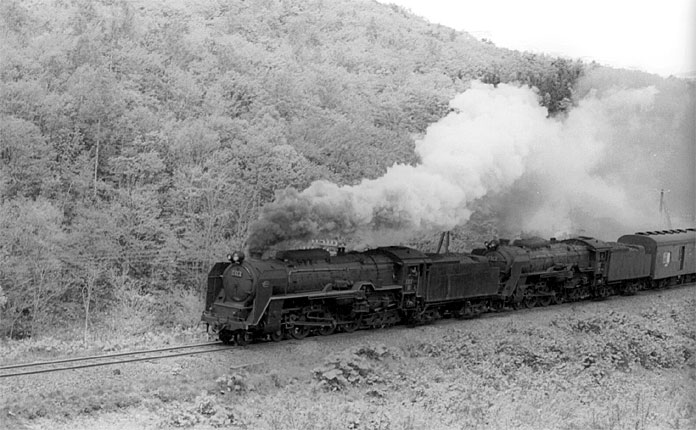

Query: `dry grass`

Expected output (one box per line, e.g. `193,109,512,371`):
1,287,695,429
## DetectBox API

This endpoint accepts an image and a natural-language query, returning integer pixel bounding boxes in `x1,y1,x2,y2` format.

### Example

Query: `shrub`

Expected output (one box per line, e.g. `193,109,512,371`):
167,393,241,428
562,310,696,374
312,344,397,391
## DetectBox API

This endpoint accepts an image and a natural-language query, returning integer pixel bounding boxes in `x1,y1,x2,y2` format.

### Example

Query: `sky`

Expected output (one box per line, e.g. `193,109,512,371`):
378,0,694,77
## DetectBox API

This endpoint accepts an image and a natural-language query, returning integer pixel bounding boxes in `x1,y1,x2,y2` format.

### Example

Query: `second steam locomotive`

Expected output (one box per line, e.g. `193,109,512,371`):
202,229,696,344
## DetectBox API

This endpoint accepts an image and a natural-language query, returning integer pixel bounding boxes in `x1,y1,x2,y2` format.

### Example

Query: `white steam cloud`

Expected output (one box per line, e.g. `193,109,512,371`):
506,86,661,237
248,80,691,252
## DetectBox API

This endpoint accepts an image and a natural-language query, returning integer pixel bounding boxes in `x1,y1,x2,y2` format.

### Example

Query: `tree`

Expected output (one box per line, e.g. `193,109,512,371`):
0,0,613,339
0,199,66,337
0,115,54,200
64,65,126,199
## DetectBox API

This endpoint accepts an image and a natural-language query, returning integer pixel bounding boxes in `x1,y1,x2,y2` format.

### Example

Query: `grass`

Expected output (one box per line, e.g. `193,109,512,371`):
0,306,213,427
1,289,695,429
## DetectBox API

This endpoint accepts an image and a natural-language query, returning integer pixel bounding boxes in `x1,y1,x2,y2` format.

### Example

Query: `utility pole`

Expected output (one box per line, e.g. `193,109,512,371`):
659,189,672,229
436,231,450,254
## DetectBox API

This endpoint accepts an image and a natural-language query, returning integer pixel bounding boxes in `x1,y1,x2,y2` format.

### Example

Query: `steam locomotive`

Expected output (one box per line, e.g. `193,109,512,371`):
201,229,696,344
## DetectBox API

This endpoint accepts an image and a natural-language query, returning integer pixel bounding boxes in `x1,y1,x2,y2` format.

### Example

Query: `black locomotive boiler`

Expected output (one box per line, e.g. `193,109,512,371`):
202,229,695,344
202,246,499,344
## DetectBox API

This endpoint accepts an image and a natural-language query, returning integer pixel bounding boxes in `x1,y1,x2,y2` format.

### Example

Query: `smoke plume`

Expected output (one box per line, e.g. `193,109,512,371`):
493,73,695,239
248,78,695,252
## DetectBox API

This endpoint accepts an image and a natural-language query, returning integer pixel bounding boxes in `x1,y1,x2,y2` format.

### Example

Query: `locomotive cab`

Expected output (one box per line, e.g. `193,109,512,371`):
403,265,421,293
370,246,430,307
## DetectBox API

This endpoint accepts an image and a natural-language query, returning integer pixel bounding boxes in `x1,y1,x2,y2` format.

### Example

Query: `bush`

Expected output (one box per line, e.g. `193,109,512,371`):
167,393,241,428
216,372,247,394
312,344,397,391
563,310,695,373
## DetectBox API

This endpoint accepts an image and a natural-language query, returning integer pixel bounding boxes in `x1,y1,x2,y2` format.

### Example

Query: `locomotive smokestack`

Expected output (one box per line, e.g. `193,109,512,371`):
247,247,263,259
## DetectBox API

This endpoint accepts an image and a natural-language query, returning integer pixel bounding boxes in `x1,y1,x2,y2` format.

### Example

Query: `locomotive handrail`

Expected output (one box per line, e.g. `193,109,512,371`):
271,288,364,301
367,284,403,291
288,267,348,274
539,270,573,279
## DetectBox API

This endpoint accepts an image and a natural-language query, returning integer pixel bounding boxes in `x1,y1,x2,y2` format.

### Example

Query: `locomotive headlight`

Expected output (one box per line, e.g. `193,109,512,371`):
228,251,245,264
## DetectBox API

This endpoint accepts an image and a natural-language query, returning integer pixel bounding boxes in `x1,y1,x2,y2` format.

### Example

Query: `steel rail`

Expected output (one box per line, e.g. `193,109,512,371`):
0,341,223,371
0,346,247,378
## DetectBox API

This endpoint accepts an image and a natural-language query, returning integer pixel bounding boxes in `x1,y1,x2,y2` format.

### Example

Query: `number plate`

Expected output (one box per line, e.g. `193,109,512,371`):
229,269,243,278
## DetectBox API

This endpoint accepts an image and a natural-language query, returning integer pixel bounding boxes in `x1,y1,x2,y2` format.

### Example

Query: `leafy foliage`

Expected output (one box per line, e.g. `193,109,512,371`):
0,0,602,336
313,344,397,391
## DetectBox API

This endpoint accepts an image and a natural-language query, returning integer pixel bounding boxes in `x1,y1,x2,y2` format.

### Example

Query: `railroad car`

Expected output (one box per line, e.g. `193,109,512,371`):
618,229,696,287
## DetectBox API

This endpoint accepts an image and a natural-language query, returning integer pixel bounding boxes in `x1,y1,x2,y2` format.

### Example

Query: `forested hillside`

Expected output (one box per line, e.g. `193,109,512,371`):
0,0,676,338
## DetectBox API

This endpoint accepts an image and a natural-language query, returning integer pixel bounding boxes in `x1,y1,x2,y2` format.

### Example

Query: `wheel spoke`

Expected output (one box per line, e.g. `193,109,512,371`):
235,331,248,346
316,310,336,336
318,323,336,336
270,330,283,342
524,296,537,308
286,314,309,340
289,326,309,339
341,316,360,333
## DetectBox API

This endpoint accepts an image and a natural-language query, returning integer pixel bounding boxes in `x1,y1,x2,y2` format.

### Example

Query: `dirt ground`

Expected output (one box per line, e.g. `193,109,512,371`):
2,285,695,430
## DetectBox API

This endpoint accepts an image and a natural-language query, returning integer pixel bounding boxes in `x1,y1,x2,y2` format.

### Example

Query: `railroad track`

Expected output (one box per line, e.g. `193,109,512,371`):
0,341,234,378
3,283,693,378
